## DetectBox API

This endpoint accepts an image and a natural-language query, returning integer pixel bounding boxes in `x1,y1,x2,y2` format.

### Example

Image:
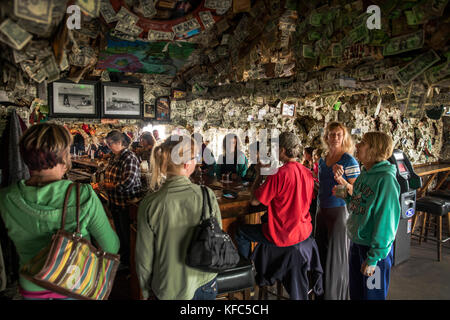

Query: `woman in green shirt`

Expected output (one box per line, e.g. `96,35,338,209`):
212,133,248,180
136,135,222,300
0,123,120,300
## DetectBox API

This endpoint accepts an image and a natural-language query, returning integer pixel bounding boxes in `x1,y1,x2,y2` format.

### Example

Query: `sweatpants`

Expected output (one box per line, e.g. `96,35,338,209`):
349,242,393,300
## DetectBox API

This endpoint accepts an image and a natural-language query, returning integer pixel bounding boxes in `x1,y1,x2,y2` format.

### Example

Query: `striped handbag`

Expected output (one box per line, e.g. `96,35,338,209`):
20,183,120,300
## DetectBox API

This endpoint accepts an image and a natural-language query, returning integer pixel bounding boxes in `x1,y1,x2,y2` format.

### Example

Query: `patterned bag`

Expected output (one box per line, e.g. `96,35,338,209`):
20,183,120,300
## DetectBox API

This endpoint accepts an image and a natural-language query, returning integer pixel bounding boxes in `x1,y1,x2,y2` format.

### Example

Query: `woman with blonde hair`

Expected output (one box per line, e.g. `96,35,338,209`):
333,132,400,300
136,135,222,300
315,121,360,300
0,123,119,300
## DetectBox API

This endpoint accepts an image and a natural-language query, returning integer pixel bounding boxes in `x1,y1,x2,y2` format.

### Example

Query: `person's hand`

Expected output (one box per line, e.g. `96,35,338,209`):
334,175,347,186
333,163,344,176
361,262,376,277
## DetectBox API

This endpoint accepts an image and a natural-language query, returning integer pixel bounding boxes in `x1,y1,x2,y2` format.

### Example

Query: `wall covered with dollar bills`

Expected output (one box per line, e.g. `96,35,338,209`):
0,0,449,164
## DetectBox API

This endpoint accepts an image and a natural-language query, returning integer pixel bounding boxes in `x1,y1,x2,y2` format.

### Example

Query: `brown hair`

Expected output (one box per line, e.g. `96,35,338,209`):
322,121,355,155
361,132,394,162
150,135,197,190
140,132,156,147
19,123,73,171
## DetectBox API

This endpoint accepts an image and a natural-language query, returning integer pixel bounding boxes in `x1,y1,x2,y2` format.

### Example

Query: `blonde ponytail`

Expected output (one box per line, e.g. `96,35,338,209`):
149,135,197,190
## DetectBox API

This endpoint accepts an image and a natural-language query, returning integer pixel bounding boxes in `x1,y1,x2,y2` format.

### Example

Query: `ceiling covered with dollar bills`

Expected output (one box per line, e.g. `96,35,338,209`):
0,0,449,164
0,0,449,103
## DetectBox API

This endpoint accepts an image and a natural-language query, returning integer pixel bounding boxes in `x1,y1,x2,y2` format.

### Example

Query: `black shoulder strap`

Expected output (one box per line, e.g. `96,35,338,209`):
201,186,212,221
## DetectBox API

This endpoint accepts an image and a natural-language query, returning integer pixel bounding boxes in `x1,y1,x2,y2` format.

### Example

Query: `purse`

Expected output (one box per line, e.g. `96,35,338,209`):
20,183,120,300
186,186,240,272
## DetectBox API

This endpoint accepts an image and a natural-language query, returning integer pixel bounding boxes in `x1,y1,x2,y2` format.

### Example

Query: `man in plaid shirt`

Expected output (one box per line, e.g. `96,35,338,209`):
104,149,142,206
103,131,143,270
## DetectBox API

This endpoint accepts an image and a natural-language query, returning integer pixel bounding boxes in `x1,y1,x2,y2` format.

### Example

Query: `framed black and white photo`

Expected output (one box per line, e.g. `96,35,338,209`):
156,96,171,122
48,80,98,118
101,82,143,119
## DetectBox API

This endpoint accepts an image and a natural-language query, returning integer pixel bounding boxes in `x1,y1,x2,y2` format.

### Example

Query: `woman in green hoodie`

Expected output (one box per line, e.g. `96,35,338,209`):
0,123,119,300
333,132,400,300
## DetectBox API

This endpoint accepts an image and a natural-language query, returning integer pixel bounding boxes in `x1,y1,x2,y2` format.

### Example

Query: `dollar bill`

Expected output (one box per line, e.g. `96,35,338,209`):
59,51,69,71
383,30,424,56
308,11,322,27
140,0,156,18
302,44,315,59
147,30,175,41
199,11,215,30
100,0,118,23
0,19,33,50
110,29,136,41
331,42,343,58
172,18,202,37
346,23,369,46
396,50,441,86
14,0,53,25
76,0,100,18
21,60,46,83
116,6,139,25
115,20,142,36
43,54,60,82
205,0,232,15
424,61,450,84
405,82,425,118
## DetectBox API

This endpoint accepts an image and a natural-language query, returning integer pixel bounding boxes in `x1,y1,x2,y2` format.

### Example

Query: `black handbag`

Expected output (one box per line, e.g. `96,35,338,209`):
186,186,240,272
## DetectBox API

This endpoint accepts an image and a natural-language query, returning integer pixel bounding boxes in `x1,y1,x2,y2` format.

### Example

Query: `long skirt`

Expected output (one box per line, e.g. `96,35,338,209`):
314,206,350,300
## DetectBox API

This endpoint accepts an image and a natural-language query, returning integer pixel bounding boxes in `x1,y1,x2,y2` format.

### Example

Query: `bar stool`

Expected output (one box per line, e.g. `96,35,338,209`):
415,196,450,261
216,255,256,300
427,190,450,238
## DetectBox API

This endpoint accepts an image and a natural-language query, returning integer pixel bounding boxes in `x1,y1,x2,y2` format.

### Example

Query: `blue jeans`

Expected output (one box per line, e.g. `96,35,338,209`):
236,224,276,258
192,277,217,300
349,242,393,300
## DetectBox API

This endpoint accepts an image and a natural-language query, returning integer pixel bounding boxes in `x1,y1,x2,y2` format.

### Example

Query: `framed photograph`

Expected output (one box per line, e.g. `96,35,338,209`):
101,82,143,119
156,96,171,122
281,103,296,117
48,80,98,118
143,102,156,120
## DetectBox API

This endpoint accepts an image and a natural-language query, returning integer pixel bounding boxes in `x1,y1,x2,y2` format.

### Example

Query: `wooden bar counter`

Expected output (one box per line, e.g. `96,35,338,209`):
413,162,450,197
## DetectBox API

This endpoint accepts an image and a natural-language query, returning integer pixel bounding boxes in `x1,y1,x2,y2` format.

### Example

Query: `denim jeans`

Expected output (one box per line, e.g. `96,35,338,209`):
192,277,217,300
236,224,276,258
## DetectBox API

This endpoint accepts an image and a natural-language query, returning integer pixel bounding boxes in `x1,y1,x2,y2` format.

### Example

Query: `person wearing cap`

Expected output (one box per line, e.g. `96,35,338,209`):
236,132,315,258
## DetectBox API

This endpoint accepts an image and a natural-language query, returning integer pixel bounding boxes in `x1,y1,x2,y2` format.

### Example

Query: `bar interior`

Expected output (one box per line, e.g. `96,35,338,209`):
0,0,449,302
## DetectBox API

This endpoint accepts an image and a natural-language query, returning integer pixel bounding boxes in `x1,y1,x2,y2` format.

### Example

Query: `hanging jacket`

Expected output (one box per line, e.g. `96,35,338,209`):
251,236,324,300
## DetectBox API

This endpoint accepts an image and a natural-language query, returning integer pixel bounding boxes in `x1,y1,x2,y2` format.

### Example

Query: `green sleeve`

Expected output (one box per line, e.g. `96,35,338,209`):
135,201,155,299
85,185,120,254
365,176,401,266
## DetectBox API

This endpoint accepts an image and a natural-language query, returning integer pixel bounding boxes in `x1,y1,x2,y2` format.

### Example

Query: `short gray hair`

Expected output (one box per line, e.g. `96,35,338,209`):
279,132,301,158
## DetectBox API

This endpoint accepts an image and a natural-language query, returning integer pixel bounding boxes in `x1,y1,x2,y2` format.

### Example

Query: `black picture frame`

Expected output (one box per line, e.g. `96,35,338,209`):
155,96,171,122
100,82,143,119
143,102,156,120
48,80,99,118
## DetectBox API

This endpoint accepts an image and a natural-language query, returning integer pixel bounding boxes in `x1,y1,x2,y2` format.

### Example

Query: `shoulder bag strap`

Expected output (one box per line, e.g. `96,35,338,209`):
60,183,76,231
75,182,81,234
201,186,213,220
